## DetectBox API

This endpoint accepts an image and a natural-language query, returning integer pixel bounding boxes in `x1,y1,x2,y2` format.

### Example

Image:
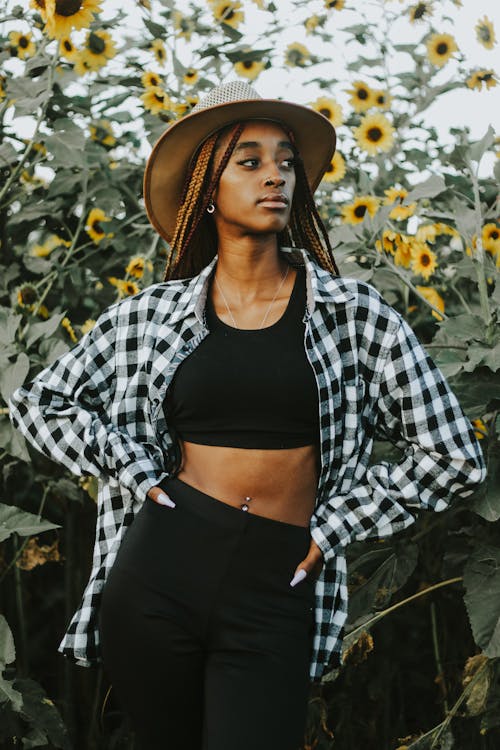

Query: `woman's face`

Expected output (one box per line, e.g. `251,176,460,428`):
210,119,296,240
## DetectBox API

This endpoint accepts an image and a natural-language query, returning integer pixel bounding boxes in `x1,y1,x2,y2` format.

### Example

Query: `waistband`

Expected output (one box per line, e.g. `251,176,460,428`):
157,475,311,542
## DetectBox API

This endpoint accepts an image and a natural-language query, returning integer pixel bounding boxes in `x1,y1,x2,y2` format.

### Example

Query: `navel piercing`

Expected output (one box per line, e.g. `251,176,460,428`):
206,201,215,214
240,496,252,512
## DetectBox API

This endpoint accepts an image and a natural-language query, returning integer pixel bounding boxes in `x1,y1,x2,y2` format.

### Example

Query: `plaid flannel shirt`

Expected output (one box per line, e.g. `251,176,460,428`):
8,246,487,682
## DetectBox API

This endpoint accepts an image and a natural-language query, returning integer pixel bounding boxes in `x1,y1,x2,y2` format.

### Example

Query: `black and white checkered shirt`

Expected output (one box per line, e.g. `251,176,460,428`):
8,246,487,682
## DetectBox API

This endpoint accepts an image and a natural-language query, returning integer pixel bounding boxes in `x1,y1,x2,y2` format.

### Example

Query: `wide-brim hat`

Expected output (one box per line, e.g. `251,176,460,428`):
143,80,337,243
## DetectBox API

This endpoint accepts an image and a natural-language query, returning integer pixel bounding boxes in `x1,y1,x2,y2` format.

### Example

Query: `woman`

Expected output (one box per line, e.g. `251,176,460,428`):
8,81,486,750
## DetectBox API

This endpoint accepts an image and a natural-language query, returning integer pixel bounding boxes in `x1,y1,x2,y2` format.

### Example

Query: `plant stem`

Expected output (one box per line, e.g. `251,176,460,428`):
12,533,28,676
430,601,449,715
346,577,463,642
467,159,491,326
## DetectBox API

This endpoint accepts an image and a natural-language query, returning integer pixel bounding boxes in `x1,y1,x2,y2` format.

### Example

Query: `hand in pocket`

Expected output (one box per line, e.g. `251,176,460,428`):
289,538,324,586
147,485,176,508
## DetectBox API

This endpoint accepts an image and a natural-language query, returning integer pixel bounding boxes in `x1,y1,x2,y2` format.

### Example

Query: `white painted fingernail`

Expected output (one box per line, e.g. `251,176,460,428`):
157,492,176,508
290,569,308,587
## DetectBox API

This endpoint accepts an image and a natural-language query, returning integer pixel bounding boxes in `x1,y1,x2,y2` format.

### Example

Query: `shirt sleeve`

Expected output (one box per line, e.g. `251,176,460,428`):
310,313,487,562
8,304,169,503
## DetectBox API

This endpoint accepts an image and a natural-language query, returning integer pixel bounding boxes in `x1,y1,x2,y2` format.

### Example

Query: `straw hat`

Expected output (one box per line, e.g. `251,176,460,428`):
143,80,336,243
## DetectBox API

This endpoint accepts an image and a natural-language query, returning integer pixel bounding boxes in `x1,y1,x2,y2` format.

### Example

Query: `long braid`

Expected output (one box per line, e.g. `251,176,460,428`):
162,120,340,280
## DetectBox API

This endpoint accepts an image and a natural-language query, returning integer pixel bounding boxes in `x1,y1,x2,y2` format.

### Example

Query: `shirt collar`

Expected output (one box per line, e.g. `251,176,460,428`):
165,246,356,326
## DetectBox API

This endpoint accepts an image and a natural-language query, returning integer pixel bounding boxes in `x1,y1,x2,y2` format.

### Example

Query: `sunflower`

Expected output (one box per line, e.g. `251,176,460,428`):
183,68,199,86
86,208,113,244
150,39,167,66
172,10,195,41
16,283,38,308
324,0,345,9
375,229,400,255
0,75,6,100
305,15,320,35
284,42,311,67
59,35,77,60
322,152,346,183
107,277,140,297
409,2,433,23
30,0,48,19
73,50,94,75
126,256,153,279
475,16,496,50
9,31,36,59
213,1,244,29
482,223,500,255
415,285,445,321
140,86,172,115
383,187,417,221
410,241,438,280
341,195,379,225
44,0,102,40
372,89,392,111
310,96,343,127
30,234,71,256
394,236,413,268
466,69,498,91
80,30,116,71
234,59,265,80
426,33,458,68
89,119,116,147
471,418,487,440
354,113,395,156
345,80,376,113
141,70,162,89
80,318,96,335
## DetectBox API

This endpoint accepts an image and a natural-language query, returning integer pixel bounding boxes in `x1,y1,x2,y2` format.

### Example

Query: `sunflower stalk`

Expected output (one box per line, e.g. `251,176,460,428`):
467,159,492,329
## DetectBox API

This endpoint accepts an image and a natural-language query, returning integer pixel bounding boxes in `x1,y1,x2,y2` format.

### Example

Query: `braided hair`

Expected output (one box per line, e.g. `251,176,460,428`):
162,120,340,281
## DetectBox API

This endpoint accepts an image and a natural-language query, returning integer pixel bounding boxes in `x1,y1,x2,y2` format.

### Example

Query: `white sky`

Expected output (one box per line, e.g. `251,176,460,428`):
3,0,499,177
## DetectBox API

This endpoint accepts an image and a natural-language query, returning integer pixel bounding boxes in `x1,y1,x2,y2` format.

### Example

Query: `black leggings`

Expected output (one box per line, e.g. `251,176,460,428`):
98,476,316,750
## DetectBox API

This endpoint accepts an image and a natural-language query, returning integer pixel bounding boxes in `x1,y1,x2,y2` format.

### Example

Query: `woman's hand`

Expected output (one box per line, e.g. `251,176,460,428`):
147,485,176,508
290,538,324,587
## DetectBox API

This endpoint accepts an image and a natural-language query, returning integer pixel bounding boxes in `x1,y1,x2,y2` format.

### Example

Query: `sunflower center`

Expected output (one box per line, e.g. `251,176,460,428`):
436,42,449,55
34,0,46,9
421,254,430,266
92,221,104,234
19,36,29,48
480,73,493,82
243,60,253,69
88,32,106,54
319,107,332,118
55,0,84,17
377,95,385,104
414,3,426,19
222,7,235,20
490,230,499,240
63,40,73,51
367,127,382,142
478,26,491,43
358,88,368,100
154,92,165,103
354,205,367,218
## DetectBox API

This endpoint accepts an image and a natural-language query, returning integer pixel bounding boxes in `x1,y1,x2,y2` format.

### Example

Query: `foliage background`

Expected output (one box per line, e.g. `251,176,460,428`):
0,0,499,748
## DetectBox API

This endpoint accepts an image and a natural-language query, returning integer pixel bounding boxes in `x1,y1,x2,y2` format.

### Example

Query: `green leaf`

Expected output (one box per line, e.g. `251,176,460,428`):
7,76,51,118
437,313,485,344
46,170,83,200
25,311,68,349
0,353,30,405
0,142,19,168
11,677,72,749
468,125,496,164
143,18,167,38
347,542,418,624
0,615,15,669
0,310,23,347
45,119,86,169
0,673,23,712
404,175,446,204
472,450,500,522
0,504,60,544
463,546,500,658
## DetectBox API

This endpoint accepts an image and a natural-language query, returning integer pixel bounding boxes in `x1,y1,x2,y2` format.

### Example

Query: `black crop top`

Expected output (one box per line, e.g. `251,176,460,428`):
163,264,320,449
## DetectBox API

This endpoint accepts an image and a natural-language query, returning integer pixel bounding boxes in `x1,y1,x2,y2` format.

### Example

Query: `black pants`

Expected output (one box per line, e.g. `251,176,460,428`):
98,476,316,750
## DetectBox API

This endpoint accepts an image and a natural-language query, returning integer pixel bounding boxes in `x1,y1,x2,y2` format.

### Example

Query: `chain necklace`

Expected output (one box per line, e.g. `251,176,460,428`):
214,264,290,330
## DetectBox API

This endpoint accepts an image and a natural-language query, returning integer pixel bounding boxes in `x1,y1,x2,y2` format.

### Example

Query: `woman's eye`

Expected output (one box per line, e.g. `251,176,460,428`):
238,158,259,167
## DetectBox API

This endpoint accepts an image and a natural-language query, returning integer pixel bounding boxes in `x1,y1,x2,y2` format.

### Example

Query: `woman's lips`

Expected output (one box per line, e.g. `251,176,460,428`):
257,193,289,209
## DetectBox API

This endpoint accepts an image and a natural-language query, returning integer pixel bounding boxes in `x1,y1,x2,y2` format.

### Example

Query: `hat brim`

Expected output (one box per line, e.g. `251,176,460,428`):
143,98,336,244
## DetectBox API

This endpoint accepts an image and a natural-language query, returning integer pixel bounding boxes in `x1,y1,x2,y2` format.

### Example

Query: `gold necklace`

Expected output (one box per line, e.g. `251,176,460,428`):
214,264,290,330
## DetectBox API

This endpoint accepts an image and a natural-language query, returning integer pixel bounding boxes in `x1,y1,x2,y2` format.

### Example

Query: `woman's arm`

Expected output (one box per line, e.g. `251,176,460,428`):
310,313,487,562
8,304,169,503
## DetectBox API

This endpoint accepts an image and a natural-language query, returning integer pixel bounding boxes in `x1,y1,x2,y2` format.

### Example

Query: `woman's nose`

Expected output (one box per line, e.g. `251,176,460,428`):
264,173,285,186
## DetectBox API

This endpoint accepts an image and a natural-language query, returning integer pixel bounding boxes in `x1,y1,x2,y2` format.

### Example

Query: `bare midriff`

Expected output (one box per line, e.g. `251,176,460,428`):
176,440,320,528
